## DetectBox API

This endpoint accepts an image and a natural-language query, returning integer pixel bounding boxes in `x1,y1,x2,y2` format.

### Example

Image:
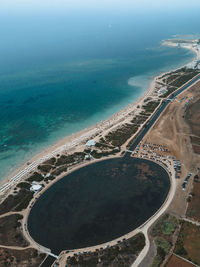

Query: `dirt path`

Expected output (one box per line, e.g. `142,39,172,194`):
182,217,200,226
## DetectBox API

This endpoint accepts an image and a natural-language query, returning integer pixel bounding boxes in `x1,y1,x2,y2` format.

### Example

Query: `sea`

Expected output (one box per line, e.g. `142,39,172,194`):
0,7,200,181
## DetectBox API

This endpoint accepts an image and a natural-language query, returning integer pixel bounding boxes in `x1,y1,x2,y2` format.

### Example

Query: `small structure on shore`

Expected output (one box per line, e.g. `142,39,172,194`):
86,139,96,147
84,154,93,160
157,87,167,96
30,182,42,193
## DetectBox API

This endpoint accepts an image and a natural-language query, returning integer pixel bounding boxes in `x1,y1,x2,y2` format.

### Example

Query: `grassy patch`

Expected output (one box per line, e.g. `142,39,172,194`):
152,214,178,237
151,254,163,267
0,214,29,247
38,164,53,173
90,149,119,159
51,165,68,176
105,123,139,146
55,154,75,166
170,70,200,88
42,157,56,165
16,182,31,190
0,189,34,214
0,248,46,267
160,68,200,98
142,101,160,114
151,214,179,267
155,237,171,253
27,172,44,183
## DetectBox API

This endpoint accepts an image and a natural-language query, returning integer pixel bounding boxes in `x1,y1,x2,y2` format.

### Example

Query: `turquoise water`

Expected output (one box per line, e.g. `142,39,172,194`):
0,9,199,180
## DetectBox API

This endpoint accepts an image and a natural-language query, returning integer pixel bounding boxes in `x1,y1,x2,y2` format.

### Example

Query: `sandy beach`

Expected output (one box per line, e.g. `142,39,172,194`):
0,71,157,193
0,38,200,196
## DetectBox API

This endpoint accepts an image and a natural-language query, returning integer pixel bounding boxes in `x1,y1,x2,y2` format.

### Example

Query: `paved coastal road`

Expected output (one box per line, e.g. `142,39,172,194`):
127,74,200,154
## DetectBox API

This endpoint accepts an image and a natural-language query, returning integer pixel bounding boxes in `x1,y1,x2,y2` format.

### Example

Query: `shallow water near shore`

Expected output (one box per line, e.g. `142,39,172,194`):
0,10,199,181
28,157,170,253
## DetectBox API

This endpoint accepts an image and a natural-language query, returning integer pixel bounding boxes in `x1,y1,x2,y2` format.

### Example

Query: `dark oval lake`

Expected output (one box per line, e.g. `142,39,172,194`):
27,157,170,254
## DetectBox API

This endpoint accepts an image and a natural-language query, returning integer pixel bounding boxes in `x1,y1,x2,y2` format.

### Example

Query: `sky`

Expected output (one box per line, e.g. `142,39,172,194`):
1,0,200,13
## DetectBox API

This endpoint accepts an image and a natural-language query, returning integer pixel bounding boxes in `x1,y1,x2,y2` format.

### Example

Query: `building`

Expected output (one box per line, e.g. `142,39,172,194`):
157,87,167,96
30,183,42,193
86,139,96,147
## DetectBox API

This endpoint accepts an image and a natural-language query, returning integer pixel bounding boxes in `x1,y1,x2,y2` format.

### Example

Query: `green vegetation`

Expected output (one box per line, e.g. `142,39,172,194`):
155,237,171,253
151,253,163,267
27,172,44,183
0,248,46,267
0,188,34,214
95,142,115,150
0,214,29,247
151,238,171,267
160,68,200,98
38,157,57,173
67,233,145,267
170,69,200,88
55,154,75,166
105,123,139,146
163,74,180,84
161,218,178,235
151,214,178,267
142,101,160,114
131,115,148,124
43,157,56,165
175,239,187,256
104,100,160,147
90,148,119,159
38,164,53,173
152,214,178,237
16,182,31,190
51,165,68,176
55,152,85,167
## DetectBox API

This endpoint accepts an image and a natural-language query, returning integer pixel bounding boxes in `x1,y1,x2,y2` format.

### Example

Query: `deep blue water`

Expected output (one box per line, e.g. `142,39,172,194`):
0,9,199,180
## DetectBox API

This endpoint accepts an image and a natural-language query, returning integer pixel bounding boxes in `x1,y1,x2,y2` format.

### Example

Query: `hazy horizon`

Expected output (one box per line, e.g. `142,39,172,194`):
0,0,200,180
1,0,200,13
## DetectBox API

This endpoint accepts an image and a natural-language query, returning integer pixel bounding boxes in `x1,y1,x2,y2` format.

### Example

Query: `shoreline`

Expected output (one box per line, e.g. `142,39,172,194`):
1,37,200,267
0,39,199,195
21,73,200,265
0,67,157,192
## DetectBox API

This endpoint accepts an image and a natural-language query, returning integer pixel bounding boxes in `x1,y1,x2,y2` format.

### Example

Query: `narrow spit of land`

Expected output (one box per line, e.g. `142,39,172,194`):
0,38,200,267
